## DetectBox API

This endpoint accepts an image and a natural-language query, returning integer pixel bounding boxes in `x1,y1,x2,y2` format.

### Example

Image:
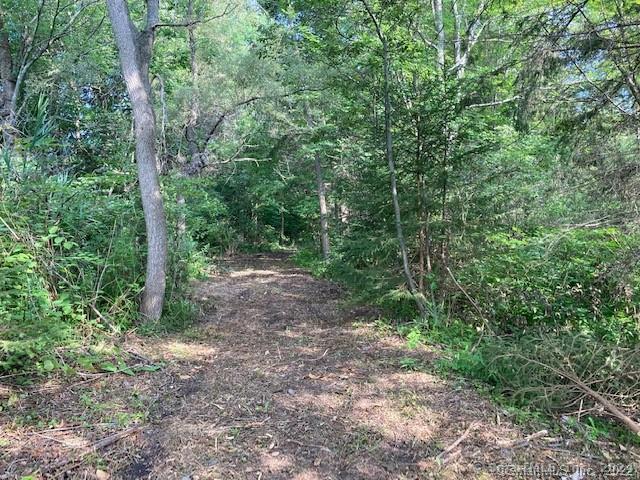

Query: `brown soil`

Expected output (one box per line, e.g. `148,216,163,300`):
1,253,638,479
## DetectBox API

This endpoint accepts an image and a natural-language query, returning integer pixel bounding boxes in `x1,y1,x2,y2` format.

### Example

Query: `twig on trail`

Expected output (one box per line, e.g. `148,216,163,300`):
31,423,114,435
76,371,107,378
0,370,37,380
287,438,332,453
543,447,604,462
310,349,329,361
501,429,549,449
125,349,155,365
2,371,106,394
33,432,82,448
467,429,556,461
435,422,478,462
47,426,140,473
442,448,462,465
28,374,107,393
268,348,329,370
212,418,271,431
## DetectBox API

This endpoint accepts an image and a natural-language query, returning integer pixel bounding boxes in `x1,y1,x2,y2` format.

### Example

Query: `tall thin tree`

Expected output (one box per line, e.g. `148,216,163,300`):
304,103,330,260
106,0,168,321
361,0,426,315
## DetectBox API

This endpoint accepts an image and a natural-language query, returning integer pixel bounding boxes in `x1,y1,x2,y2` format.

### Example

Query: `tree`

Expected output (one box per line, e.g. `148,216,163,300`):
0,0,98,148
303,102,330,260
106,0,167,321
360,0,426,314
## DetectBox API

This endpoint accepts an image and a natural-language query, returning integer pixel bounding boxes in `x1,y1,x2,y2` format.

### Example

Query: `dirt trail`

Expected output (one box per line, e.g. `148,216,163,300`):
2,254,634,479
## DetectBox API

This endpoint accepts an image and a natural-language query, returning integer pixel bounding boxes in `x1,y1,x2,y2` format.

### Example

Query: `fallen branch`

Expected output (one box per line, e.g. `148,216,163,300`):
309,349,329,361
501,429,549,449
445,267,485,320
28,375,105,394
444,266,495,350
287,438,332,453
516,354,640,436
47,426,140,473
467,95,520,108
435,422,478,461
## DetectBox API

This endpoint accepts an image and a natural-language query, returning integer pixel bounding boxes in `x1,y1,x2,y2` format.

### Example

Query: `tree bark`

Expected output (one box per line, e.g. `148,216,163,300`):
304,103,330,260
0,15,16,148
452,0,463,76
418,175,426,293
315,153,330,260
176,0,199,244
433,0,446,73
185,0,199,162
106,0,168,321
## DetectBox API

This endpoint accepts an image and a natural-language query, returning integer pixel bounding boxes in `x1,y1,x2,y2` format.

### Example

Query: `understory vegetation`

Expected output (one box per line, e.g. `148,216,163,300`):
1,0,640,443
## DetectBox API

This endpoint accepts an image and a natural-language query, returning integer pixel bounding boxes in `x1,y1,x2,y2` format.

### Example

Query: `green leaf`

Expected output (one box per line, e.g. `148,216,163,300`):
99,362,118,373
42,359,55,371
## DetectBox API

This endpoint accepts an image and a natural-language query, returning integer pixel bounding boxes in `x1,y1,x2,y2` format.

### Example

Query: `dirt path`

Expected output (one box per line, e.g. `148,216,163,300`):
2,254,636,479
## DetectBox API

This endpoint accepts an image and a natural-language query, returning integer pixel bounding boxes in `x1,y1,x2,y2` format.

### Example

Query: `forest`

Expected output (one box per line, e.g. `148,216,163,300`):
1,0,640,478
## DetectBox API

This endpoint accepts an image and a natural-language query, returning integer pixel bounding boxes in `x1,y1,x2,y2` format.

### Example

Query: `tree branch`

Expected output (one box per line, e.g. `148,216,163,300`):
152,2,235,30
467,95,520,108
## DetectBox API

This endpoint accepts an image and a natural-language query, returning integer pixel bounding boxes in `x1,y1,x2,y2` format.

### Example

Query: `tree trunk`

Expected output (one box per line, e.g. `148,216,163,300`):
280,209,285,244
440,131,450,263
153,74,168,173
185,0,199,162
381,39,425,315
176,0,199,244
360,0,427,313
410,73,431,294
0,15,16,148
304,103,330,260
418,178,426,293
106,0,167,321
452,0,464,78
433,0,446,73
315,153,330,260
417,172,432,292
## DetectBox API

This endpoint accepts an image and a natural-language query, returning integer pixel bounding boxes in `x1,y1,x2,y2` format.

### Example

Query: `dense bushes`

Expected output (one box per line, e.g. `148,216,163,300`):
166,177,237,255
0,230,78,371
298,226,640,345
393,317,640,441
457,227,640,343
463,332,640,421
0,165,207,373
1,174,133,371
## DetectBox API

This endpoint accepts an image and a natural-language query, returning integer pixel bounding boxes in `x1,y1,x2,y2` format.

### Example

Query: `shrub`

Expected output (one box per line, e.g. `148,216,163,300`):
0,165,206,374
457,227,640,343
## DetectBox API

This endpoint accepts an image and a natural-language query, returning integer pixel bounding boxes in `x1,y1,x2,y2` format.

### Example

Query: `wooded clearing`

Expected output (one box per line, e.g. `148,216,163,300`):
1,0,640,478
